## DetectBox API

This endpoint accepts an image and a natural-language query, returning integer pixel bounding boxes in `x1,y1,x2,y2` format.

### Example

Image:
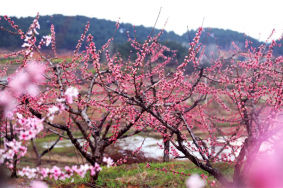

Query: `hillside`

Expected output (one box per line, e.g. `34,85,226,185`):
1,14,282,58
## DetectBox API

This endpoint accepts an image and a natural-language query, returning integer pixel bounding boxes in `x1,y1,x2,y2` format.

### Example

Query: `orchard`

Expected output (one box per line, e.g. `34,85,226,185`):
0,13,283,188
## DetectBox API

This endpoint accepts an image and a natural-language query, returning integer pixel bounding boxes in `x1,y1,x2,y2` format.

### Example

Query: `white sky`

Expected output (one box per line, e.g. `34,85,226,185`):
1,0,283,41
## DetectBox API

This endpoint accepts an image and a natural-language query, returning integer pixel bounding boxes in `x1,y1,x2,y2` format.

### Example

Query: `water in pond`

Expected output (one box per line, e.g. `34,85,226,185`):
41,135,272,161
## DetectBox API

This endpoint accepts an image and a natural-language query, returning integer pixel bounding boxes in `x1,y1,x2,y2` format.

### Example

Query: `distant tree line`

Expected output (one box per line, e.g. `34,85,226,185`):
1,14,282,66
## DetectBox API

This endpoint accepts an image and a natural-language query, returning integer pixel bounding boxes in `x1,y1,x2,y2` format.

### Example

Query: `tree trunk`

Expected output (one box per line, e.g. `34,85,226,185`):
10,154,17,178
163,135,170,162
89,150,104,184
89,170,100,184
36,157,42,167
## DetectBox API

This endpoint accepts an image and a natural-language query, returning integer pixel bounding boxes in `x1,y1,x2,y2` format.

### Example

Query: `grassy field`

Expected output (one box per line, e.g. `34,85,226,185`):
12,133,234,187
41,162,233,188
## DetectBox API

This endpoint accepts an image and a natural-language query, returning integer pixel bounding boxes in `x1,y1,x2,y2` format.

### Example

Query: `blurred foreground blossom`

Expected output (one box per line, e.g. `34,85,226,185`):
26,62,45,83
186,174,205,188
30,181,48,188
247,132,283,188
0,62,46,117
8,71,30,96
0,91,16,117
8,62,45,97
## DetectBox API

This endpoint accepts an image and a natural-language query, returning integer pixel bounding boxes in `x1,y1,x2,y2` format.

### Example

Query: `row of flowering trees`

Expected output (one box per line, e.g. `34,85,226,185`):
1,13,283,187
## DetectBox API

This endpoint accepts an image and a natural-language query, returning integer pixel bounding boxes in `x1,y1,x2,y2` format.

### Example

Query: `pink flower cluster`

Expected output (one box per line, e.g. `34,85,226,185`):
18,163,102,181
21,16,40,57
18,114,44,140
3,15,23,34
43,35,51,46
103,157,114,168
0,62,46,170
64,87,79,104
0,115,44,168
0,139,27,164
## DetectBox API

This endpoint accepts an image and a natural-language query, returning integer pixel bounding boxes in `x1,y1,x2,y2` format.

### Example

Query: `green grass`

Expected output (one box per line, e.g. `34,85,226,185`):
52,58,73,63
49,162,234,188
0,57,22,64
34,132,83,144
26,132,84,158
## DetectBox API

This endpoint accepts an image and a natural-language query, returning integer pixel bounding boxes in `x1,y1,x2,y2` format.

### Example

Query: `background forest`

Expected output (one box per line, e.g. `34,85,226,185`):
2,14,283,68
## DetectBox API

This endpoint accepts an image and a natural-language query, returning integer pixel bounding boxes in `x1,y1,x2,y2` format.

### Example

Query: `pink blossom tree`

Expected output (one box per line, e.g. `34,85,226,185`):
0,14,149,182
94,26,283,187
1,13,283,187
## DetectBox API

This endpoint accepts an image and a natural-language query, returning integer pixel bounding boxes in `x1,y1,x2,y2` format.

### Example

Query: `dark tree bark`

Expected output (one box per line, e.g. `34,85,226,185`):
10,154,17,178
163,130,170,162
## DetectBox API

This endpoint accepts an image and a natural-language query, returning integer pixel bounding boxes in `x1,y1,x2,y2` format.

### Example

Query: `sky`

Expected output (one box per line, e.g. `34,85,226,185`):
1,0,283,41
